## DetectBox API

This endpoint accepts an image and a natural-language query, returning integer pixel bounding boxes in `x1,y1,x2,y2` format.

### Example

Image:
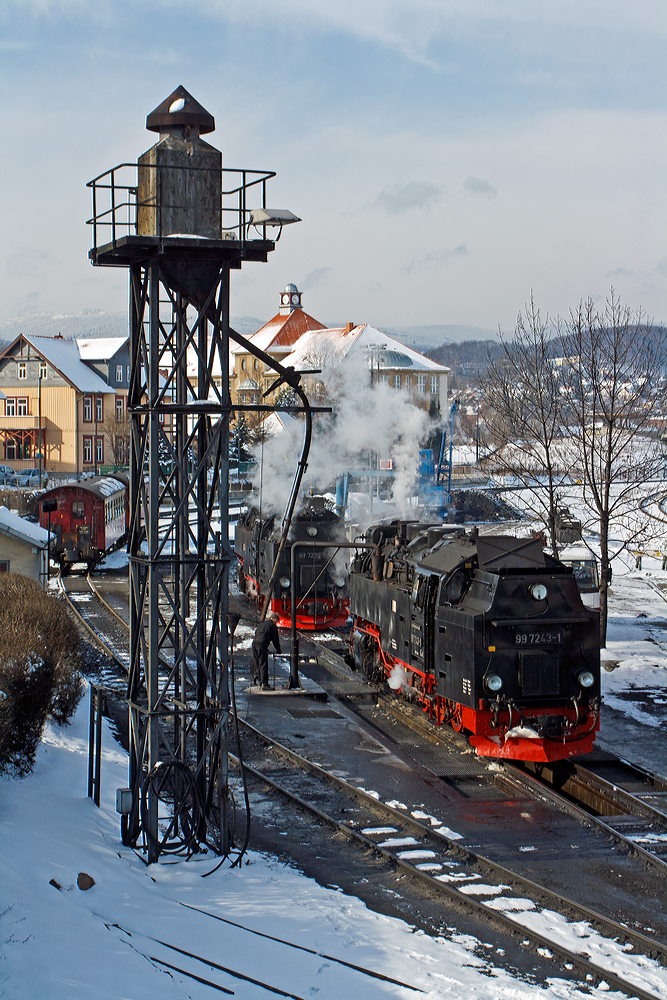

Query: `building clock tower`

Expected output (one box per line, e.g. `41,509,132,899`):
279,282,302,315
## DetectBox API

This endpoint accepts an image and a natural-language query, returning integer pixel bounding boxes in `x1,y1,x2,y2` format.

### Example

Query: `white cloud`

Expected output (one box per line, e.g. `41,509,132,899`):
373,181,444,215
463,177,497,199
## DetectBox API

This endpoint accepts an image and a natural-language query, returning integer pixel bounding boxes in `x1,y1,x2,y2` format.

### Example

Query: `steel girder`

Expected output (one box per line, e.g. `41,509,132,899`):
125,256,231,862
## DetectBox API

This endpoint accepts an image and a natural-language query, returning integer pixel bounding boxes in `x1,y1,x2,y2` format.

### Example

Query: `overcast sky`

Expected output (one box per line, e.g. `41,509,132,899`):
1,0,665,332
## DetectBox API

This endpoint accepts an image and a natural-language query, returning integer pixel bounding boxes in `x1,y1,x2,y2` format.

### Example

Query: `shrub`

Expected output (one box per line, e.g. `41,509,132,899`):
0,574,82,775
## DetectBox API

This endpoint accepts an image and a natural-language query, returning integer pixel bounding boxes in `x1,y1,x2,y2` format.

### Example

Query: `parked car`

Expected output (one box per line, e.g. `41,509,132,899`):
0,464,16,485
10,468,49,488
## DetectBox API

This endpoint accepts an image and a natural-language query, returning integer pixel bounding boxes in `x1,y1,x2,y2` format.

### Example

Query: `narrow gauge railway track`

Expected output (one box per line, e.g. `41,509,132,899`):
306,634,667,871
58,572,129,685
232,716,666,1000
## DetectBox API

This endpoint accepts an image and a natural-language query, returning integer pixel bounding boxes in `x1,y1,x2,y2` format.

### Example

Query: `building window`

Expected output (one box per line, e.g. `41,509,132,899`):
39,361,47,379
417,375,426,394
5,431,32,460
405,375,410,388
96,436,104,463
393,375,401,389
115,364,123,382
253,359,259,370
83,396,92,422
17,361,26,380
83,436,93,464
430,376,439,394
71,501,85,519
0,561,9,573
379,374,388,384
5,398,29,417
126,365,130,383
241,359,247,371
116,396,124,420
95,396,103,422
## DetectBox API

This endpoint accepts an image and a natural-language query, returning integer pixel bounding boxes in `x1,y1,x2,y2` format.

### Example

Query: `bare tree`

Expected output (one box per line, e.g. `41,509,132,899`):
560,290,665,644
101,409,130,467
481,295,568,553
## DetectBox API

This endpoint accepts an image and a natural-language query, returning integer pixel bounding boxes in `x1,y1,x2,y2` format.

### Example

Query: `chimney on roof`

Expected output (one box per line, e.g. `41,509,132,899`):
345,322,354,333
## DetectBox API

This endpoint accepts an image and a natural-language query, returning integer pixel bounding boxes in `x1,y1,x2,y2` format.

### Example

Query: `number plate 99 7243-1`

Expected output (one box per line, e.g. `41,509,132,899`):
514,631,562,646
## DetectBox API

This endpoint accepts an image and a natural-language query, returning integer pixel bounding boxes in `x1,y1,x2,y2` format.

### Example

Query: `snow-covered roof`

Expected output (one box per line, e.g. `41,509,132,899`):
23,336,111,393
232,309,326,356
280,324,450,373
256,410,302,438
76,337,128,360
0,505,51,548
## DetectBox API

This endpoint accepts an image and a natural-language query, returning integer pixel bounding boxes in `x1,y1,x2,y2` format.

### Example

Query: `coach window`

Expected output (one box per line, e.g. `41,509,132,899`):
83,396,92,422
71,501,85,519
95,396,103,422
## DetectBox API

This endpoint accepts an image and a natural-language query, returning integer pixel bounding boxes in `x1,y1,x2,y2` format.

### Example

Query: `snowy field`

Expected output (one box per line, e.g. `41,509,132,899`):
3,553,667,997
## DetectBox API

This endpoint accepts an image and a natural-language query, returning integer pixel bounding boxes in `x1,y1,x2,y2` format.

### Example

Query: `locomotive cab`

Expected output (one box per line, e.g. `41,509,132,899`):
350,523,601,763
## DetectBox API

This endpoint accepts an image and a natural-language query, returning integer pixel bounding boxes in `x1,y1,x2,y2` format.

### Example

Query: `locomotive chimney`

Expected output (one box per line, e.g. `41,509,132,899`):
137,85,222,239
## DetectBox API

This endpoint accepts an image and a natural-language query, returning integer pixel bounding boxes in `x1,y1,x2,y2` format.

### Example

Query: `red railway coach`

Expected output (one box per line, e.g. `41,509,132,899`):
39,475,127,571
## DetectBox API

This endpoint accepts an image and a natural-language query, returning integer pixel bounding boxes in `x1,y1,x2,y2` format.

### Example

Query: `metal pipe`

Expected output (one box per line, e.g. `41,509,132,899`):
259,384,313,624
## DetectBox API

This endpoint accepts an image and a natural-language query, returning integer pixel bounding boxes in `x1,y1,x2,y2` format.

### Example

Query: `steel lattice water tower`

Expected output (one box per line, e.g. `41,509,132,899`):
87,87,299,862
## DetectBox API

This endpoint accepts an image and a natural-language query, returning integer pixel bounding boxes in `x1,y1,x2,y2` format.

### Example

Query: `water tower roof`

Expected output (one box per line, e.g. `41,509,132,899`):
146,85,215,134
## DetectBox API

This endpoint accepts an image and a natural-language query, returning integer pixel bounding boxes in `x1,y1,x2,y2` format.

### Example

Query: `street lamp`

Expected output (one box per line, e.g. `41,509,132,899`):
42,498,57,583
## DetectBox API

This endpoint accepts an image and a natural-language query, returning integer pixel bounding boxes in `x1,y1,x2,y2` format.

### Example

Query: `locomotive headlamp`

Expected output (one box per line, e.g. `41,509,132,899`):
484,673,503,693
306,526,318,537
529,583,548,601
578,670,595,688
335,576,346,588
279,576,290,589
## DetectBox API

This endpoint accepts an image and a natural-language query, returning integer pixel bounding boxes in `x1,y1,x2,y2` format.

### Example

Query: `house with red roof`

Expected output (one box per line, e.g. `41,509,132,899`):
231,283,326,409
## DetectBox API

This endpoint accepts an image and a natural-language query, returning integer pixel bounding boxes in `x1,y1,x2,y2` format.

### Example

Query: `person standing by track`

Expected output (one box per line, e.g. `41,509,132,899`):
251,612,281,690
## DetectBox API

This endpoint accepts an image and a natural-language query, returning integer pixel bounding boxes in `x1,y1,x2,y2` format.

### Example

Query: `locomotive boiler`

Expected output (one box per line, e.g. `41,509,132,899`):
349,521,600,762
235,496,349,629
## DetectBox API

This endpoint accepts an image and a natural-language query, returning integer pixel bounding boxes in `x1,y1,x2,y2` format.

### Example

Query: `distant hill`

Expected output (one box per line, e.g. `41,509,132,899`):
424,339,504,377
0,311,265,344
378,324,498,352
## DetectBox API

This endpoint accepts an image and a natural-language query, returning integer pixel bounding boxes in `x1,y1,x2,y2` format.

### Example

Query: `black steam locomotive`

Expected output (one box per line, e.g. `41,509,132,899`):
349,522,600,762
235,496,349,629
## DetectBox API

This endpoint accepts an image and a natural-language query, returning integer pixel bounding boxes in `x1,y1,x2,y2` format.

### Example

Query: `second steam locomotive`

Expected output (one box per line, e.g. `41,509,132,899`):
349,521,600,763
235,496,349,629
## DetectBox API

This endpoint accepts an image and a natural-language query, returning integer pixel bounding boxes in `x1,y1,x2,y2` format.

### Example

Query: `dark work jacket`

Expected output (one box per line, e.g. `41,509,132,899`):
253,619,281,653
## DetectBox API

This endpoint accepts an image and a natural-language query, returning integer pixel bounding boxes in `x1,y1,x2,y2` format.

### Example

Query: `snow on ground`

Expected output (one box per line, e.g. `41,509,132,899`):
3,509,667,997
2,702,643,999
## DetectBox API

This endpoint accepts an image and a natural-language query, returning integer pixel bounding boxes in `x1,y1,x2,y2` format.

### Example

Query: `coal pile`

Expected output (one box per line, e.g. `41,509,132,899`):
448,489,524,522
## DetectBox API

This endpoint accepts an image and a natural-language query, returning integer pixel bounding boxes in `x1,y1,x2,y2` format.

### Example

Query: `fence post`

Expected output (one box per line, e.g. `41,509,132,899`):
87,684,105,806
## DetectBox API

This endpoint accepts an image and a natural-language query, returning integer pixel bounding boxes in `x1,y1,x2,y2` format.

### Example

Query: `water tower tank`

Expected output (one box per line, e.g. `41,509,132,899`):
137,86,222,239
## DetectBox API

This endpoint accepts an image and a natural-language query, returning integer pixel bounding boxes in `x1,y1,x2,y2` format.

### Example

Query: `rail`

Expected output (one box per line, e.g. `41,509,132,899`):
232,715,666,1000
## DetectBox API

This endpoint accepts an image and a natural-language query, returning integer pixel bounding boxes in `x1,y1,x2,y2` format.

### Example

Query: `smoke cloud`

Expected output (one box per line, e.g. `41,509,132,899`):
250,345,434,524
